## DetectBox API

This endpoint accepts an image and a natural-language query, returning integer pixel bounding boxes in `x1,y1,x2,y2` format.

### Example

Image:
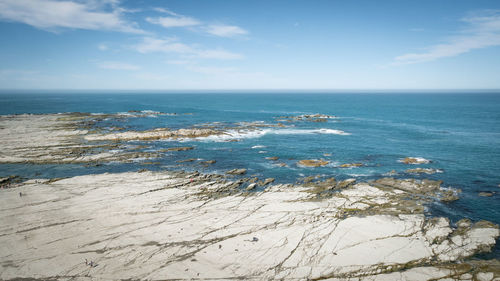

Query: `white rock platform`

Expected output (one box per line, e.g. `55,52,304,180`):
0,171,498,280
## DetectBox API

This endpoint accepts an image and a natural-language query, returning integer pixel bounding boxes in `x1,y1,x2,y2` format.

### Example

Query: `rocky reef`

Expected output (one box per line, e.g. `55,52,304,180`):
275,113,337,123
406,167,443,174
1,112,499,280
400,157,432,164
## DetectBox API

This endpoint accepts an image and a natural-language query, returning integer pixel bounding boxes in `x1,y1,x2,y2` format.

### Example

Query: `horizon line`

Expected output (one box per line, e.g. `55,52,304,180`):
1,88,500,93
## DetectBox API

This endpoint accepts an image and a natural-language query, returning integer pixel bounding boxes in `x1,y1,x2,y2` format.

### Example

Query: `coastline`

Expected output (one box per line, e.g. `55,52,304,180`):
0,113,499,280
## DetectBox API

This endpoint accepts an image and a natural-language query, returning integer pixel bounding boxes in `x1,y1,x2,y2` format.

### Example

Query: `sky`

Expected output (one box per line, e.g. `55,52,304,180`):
0,0,499,90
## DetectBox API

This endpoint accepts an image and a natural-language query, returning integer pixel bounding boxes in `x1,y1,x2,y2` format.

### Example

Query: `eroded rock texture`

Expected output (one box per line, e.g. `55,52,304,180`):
0,171,498,280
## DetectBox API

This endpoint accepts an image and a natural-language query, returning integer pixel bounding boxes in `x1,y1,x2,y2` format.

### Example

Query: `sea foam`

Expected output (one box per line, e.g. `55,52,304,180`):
195,128,350,142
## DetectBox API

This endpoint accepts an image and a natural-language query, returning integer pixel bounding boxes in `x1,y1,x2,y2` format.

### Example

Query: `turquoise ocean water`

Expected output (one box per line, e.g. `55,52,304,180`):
1,92,499,256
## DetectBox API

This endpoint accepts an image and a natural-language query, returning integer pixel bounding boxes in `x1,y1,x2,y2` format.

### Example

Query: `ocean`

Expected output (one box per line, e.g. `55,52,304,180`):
1,91,499,253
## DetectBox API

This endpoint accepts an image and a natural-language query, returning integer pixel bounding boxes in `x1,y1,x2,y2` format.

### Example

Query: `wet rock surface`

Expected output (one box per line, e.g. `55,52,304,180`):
406,167,443,174
400,157,431,164
275,113,337,123
297,159,329,167
339,163,363,168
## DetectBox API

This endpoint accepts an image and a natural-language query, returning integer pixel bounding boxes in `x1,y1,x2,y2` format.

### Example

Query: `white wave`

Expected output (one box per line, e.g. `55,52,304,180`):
115,110,176,117
347,173,373,177
252,145,267,149
398,157,431,164
195,128,350,142
141,110,161,114
116,112,136,117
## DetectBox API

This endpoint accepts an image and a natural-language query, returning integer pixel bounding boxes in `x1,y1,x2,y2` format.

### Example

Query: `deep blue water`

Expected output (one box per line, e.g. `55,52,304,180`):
1,92,499,254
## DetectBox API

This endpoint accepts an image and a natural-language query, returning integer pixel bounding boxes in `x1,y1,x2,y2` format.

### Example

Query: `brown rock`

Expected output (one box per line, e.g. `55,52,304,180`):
298,159,329,167
400,157,430,164
176,158,197,163
226,168,247,175
167,147,194,152
336,179,356,189
440,190,460,202
339,163,363,168
259,178,275,186
479,192,494,197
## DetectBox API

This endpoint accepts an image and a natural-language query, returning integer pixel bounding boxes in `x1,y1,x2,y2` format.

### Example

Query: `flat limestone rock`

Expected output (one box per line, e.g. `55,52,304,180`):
85,128,220,141
0,114,159,164
0,171,498,280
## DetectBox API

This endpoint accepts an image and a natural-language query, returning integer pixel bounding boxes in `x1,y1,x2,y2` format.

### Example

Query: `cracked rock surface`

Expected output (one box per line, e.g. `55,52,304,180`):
1,171,498,280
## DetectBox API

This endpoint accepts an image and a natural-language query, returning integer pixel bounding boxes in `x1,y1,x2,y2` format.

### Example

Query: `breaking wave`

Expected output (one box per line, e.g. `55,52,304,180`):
196,128,350,142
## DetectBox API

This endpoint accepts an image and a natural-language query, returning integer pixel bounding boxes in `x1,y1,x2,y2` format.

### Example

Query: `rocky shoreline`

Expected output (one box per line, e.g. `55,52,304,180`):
0,113,499,280
1,170,498,280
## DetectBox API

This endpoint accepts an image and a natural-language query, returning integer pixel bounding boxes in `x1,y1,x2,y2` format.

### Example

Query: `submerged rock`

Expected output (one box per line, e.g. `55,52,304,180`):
339,163,363,168
479,192,494,197
297,159,329,167
276,113,337,123
406,168,442,174
201,160,216,165
384,170,398,176
265,156,279,161
176,158,197,163
166,147,194,152
372,177,442,194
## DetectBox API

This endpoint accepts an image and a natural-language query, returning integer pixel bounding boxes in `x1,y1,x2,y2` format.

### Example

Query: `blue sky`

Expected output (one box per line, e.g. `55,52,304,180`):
0,0,499,90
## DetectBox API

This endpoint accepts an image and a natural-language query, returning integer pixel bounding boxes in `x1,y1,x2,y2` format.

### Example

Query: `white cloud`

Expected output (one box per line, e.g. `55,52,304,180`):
0,0,144,33
195,49,244,60
146,16,201,28
205,24,248,37
152,7,178,16
166,60,194,65
98,43,109,51
135,37,194,54
148,8,248,37
135,37,243,60
98,61,140,70
134,72,170,81
186,65,237,75
394,10,500,65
